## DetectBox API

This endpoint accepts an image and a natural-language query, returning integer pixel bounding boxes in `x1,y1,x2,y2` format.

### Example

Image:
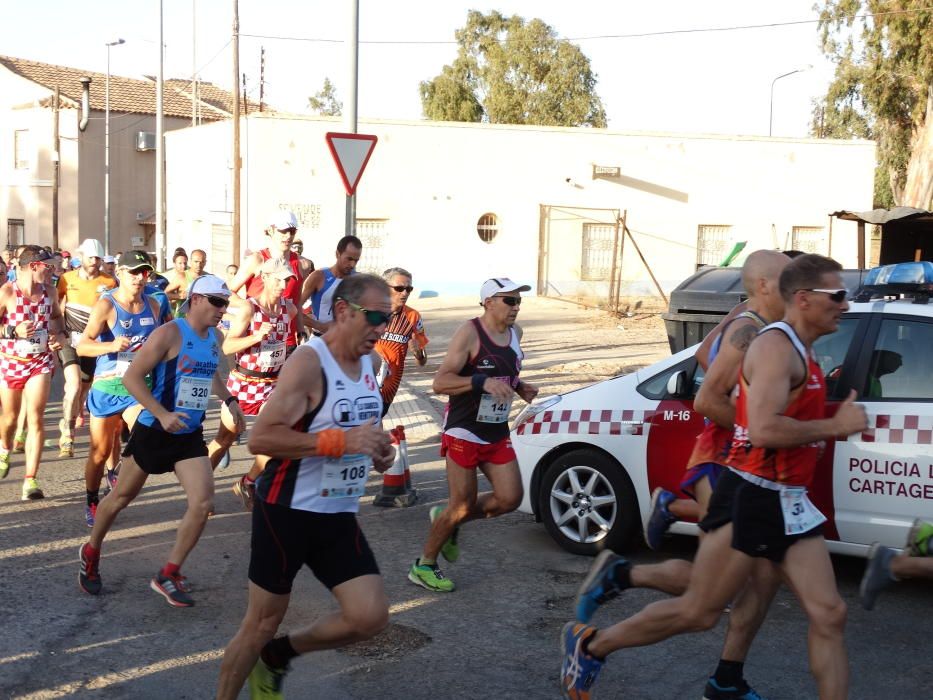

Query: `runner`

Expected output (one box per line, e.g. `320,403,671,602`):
165,250,192,317
374,266,428,416
76,251,168,526
213,258,298,507
0,247,67,499
56,238,117,458
77,274,245,606
300,235,362,334
189,249,208,280
559,254,868,700
216,273,395,699
408,277,538,593
102,255,116,278
860,519,933,610
573,250,790,700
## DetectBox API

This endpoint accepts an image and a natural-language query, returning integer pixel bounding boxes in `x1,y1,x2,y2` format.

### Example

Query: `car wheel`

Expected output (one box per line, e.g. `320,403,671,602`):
537,448,639,556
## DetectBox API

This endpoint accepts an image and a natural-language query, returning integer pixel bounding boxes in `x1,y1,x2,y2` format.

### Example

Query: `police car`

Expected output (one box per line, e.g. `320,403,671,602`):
512,262,933,556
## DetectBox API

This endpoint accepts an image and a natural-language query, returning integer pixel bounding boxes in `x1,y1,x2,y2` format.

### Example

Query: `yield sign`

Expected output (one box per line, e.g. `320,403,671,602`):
325,132,378,196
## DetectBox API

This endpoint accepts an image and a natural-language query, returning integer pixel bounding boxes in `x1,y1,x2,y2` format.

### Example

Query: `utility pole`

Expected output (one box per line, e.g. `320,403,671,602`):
344,0,359,237
192,0,197,127
259,47,265,112
156,1,166,269
232,0,241,267
52,87,60,251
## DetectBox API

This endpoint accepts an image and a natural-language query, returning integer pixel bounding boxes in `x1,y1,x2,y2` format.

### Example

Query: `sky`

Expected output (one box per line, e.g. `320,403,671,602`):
0,1,842,138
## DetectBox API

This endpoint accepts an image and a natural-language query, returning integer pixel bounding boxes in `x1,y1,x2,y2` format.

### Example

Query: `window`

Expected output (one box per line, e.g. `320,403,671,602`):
356,219,388,274
14,130,29,170
696,225,731,269
862,319,933,401
477,213,498,243
7,219,24,249
581,223,615,281
637,357,701,400
812,318,859,400
791,226,825,254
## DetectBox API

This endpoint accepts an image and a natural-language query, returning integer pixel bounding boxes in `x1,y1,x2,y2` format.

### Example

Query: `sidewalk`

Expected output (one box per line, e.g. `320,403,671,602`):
383,384,442,442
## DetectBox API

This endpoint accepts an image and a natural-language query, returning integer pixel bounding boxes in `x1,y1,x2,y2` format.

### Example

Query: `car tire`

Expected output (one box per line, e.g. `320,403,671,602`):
537,448,639,556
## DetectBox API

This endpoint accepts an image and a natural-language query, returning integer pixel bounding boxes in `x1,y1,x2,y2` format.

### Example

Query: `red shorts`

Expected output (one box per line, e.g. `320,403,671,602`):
440,433,516,469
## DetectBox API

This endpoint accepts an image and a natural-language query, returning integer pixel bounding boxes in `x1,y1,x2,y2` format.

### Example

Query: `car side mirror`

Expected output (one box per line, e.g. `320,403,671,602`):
666,370,686,397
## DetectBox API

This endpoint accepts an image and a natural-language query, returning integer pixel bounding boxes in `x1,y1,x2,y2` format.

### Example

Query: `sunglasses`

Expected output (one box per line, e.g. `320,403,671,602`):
496,296,521,306
341,299,391,326
391,285,414,293
801,288,847,303
201,294,230,308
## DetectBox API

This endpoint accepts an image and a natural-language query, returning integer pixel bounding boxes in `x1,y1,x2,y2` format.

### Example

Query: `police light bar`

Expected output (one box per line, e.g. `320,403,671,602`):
856,261,933,303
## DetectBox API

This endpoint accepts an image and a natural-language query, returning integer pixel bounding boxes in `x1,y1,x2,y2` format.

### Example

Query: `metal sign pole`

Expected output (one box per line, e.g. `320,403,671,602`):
344,0,359,237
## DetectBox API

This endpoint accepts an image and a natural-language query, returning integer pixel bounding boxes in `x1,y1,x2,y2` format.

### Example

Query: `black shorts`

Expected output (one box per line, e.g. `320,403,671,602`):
249,500,380,595
699,469,823,562
57,345,96,383
122,421,208,475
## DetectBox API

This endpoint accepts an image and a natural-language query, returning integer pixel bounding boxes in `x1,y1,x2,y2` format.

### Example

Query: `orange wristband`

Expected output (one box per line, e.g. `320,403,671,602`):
316,428,346,458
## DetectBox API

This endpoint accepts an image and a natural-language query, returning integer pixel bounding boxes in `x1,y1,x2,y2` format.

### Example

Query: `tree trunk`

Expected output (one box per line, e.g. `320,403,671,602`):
901,85,933,209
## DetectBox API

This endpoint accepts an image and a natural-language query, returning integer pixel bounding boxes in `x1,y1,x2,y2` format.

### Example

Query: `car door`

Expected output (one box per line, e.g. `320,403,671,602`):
832,313,933,549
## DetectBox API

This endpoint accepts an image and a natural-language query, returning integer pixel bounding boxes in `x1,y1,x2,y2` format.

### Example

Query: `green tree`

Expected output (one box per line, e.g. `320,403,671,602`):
814,1,933,208
308,77,342,117
420,10,607,128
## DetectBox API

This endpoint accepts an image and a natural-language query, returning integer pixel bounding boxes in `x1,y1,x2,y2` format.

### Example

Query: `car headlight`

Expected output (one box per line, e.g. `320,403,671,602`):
512,395,562,433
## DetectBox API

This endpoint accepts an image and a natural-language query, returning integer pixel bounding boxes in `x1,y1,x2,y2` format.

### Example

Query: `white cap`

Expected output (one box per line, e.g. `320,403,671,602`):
179,274,231,314
269,210,298,232
260,257,295,279
102,255,116,264
480,277,531,304
76,238,105,260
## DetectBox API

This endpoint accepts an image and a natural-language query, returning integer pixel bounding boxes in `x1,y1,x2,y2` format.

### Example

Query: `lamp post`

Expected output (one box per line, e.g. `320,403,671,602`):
769,64,812,137
105,38,125,256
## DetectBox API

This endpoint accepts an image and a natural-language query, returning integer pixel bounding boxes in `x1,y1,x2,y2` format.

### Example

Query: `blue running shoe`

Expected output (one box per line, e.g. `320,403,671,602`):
703,677,765,700
559,622,603,700
85,502,97,528
859,542,897,611
644,487,677,550
574,549,631,623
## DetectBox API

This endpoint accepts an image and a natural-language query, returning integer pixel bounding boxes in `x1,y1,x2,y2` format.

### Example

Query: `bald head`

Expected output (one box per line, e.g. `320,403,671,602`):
741,250,790,297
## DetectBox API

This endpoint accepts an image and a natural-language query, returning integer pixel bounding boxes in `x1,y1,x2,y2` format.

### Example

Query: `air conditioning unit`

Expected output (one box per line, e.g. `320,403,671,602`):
136,131,157,151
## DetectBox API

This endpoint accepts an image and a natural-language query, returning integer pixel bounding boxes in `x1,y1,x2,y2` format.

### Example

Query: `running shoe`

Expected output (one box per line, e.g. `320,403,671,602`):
21,478,44,500
75,411,86,429
233,476,255,512
247,657,289,699
643,487,677,550
104,463,120,495
217,449,231,470
702,677,765,700
78,543,102,595
0,452,9,479
859,543,897,611
429,505,460,562
559,622,603,699
150,572,195,608
59,437,74,458
12,432,26,453
905,518,933,557
574,550,632,623
85,502,97,528
408,559,455,592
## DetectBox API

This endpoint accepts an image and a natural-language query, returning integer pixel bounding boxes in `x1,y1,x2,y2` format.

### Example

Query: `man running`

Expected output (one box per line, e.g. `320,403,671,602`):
213,258,298,507
860,518,933,610
0,247,66,499
560,254,868,700
216,273,395,699
574,250,789,700
408,277,538,593
374,266,428,416
56,238,117,458
76,251,168,526
300,235,362,334
78,274,245,607
165,250,192,317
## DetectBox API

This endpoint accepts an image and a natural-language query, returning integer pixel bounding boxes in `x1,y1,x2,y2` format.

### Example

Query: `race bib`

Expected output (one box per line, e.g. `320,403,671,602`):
257,340,286,369
14,329,48,356
176,376,212,411
320,454,371,498
476,392,512,424
115,350,136,377
779,486,827,535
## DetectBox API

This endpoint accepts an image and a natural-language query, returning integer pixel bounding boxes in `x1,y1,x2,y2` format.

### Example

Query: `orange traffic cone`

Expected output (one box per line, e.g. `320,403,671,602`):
373,425,418,507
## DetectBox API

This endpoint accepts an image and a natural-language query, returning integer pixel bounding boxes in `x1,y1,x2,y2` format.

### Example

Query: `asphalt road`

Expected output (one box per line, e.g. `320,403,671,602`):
0,299,929,699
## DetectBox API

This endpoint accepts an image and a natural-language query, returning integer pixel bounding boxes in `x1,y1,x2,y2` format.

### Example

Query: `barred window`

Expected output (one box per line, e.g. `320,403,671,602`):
477,213,498,243
696,224,732,269
581,223,615,280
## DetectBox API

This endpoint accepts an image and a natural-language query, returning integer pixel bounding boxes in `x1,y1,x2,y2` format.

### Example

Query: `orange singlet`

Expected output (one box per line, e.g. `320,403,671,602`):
374,305,428,408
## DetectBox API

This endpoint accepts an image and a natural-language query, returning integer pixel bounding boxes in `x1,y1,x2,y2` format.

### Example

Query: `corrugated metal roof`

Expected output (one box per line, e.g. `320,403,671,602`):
830,207,933,225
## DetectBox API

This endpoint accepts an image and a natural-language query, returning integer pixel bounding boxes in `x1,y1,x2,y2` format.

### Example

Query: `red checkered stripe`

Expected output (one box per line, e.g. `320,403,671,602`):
845,414,933,445
226,372,276,405
517,408,656,436
236,298,289,372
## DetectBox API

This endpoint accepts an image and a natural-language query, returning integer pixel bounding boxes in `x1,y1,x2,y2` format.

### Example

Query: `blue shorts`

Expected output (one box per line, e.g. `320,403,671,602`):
680,462,724,501
87,387,137,419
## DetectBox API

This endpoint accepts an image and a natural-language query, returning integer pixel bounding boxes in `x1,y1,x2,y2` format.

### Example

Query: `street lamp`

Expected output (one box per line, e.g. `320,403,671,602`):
105,38,125,256
769,64,812,137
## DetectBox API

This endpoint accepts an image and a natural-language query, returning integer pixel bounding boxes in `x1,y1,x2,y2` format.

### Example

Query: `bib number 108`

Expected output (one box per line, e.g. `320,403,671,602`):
340,465,367,481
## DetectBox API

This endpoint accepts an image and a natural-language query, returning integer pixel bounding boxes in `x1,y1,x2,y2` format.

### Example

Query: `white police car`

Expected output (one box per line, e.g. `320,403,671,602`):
512,262,933,556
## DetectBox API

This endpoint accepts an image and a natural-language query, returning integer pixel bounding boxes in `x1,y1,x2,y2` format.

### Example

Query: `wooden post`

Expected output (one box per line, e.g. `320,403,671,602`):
52,86,60,252
624,222,668,305
537,205,548,296
857,220,865,268
615,210,627,310
827,214,833,258
232,0,241,267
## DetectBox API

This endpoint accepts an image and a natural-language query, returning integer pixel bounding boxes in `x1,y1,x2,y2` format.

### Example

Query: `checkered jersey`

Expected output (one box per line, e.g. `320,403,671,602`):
226,297,289,408
0,282,54,386
845,413,933,445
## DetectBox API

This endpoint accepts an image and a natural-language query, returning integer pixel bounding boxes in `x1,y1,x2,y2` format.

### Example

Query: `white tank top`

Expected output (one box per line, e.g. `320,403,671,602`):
255,335,382,513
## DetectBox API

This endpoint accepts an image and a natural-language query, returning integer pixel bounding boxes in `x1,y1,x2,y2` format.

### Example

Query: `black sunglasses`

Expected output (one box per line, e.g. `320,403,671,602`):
800,288,847,303
341,299,391,326
201,294,230,308
391,285,414,293
496,296,521,306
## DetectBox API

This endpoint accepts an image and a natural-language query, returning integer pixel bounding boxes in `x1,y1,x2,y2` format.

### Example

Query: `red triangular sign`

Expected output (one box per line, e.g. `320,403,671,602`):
325,132,378,196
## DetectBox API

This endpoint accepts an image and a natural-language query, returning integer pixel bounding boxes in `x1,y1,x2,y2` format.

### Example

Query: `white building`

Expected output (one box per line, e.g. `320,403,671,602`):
164,114,875,297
